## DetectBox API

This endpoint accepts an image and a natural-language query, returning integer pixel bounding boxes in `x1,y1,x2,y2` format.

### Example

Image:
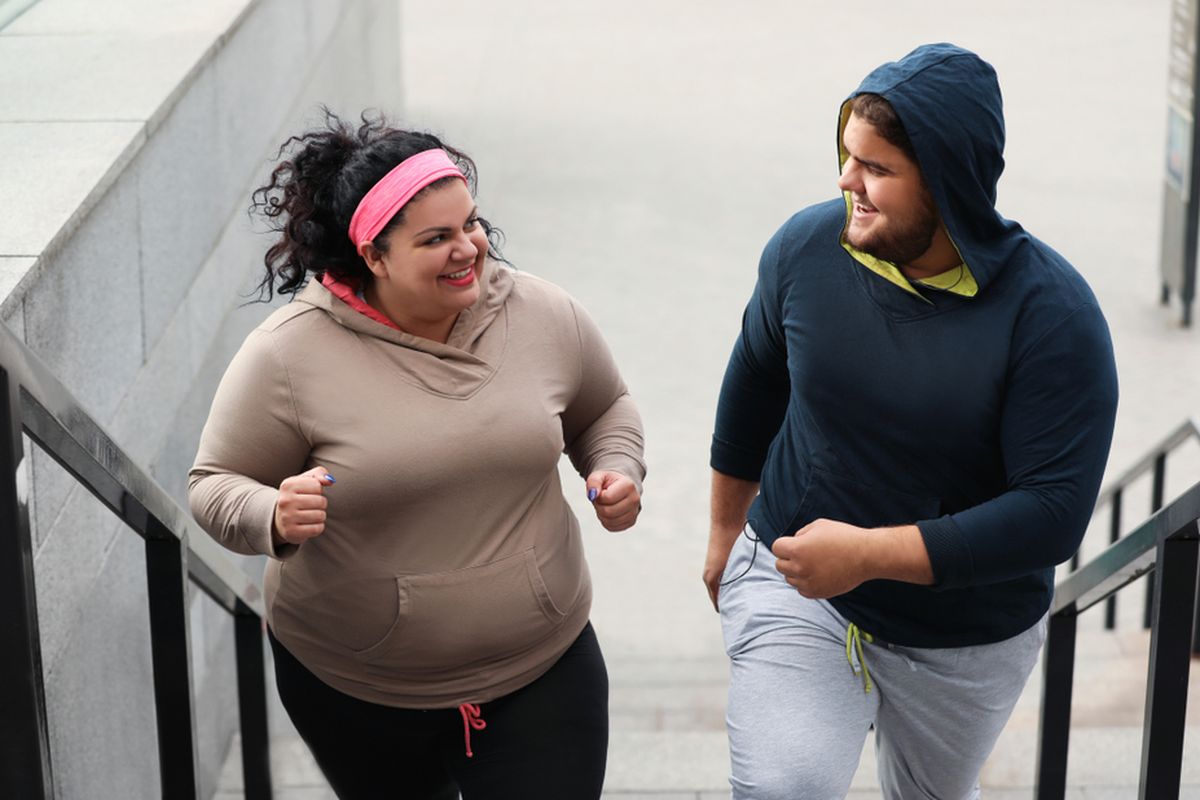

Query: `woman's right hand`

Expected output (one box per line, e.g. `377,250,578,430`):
273,466,336,546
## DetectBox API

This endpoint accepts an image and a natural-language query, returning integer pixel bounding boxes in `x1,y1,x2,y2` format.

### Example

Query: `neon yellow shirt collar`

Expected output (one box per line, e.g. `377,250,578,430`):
839,192,978,300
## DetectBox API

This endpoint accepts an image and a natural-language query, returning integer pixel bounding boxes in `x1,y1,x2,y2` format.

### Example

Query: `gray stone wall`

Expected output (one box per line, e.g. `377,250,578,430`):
0,0,402,796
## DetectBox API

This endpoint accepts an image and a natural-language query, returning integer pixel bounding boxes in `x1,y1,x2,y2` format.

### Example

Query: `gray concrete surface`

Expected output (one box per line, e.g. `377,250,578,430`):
218,0,1200,796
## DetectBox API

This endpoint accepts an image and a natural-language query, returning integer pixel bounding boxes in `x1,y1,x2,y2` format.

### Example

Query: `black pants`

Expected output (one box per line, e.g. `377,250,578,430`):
269,623,609,800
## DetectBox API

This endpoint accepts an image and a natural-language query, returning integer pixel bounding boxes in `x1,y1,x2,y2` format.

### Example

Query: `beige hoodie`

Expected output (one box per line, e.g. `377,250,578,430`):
188,261,645,708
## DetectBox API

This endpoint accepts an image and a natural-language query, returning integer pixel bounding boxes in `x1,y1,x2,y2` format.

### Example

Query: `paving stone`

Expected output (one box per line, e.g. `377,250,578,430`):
0,121,142,259
302,0,347,54
135,59,227,353
292,0,402,122
164,290,278,508
219,733,327,792
213,0,309,201
23,170,147,570
217,790,336,800
108,303,197,470
604,732,731,793
0,34,211,122
32,483,125,670
193,602,239,800
22,172,144,424
0,257,34,317
182,215,266,377
3,0,248,35
2,289,24,341
42,532,160,800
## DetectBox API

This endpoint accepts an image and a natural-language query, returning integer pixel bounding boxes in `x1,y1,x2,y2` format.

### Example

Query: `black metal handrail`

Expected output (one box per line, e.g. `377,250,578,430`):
1072,418,1200,636
1035,479,1200,799
1093,420,1200,513
0,320,272,798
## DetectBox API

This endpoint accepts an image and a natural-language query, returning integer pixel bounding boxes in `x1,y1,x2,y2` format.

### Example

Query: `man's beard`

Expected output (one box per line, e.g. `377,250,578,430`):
844,191,940,266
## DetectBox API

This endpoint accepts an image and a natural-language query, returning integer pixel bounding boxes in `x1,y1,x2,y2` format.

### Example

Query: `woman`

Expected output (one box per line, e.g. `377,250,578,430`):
188,111,645,799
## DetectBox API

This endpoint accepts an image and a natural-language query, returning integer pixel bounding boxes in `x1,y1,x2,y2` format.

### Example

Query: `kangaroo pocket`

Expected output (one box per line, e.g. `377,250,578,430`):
785,465,941,533
354,548,568,672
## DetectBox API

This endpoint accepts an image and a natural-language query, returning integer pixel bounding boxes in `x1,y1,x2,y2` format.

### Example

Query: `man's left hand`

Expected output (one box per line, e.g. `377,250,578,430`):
771,518,874,598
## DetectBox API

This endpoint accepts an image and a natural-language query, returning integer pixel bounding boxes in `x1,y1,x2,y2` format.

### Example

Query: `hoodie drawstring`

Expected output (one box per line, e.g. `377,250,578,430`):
845,623,874,693
458,703,486,757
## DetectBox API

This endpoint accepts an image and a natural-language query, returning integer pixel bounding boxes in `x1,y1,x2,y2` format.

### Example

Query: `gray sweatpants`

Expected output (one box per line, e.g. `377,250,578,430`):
718,528,1045,800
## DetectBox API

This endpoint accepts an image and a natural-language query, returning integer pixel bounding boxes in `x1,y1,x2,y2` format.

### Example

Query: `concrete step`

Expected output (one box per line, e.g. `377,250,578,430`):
217,626,1200,796
216,724,1200,798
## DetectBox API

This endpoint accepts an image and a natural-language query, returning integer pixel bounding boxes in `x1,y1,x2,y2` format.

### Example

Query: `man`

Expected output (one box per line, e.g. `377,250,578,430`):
705,43,1118,799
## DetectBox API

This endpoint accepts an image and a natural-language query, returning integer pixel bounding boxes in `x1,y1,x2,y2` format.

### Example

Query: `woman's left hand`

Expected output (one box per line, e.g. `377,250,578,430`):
585,471,641,532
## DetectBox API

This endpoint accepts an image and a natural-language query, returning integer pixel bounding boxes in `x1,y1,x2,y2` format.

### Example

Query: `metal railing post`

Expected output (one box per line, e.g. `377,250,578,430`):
235,611,273,800
1145,455,1167,629
1139,520,1200,799
144,516,200,799
1104,489,1122,629
1034,610,1078,800
0,369,54,798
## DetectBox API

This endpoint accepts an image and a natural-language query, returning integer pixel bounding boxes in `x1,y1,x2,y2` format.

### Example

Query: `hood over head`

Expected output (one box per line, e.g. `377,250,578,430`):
840,43,1024,291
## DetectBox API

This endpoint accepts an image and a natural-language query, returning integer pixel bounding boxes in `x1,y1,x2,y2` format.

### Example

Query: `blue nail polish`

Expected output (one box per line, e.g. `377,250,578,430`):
587,487,598,502
324,474,336,484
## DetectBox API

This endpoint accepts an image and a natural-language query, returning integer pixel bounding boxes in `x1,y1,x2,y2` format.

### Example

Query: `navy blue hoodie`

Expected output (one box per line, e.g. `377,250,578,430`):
711,44,1119,647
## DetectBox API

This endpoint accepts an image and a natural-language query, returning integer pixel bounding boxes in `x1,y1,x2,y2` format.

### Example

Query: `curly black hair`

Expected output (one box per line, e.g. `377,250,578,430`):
250,108,507,300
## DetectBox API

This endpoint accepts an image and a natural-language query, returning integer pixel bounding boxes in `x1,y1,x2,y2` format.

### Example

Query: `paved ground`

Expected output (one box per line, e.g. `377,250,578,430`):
220,0,1200,796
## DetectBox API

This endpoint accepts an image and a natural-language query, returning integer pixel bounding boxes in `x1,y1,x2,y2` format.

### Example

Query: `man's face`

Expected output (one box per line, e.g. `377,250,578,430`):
837,112,940,268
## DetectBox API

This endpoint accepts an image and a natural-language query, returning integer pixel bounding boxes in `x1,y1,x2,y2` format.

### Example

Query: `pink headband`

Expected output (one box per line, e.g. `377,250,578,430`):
347,149,466,255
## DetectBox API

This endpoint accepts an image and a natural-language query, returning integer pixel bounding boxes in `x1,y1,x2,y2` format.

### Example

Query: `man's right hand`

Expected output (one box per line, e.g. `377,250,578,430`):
703,533,738,612
273,466,335,546
705,470,761,612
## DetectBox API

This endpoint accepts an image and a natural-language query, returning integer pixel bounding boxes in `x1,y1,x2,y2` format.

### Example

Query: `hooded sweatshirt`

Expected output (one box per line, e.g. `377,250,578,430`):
189,259,645,708
711,43,1118,648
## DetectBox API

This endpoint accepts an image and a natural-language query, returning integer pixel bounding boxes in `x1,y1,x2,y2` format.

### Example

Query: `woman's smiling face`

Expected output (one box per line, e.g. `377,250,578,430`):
362,179,489,342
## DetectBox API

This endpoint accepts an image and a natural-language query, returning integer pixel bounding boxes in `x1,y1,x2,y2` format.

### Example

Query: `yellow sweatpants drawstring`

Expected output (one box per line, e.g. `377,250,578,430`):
845,623,874,693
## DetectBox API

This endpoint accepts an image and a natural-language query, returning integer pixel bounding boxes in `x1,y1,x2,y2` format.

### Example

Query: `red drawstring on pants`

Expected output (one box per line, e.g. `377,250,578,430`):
458,703,486,758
